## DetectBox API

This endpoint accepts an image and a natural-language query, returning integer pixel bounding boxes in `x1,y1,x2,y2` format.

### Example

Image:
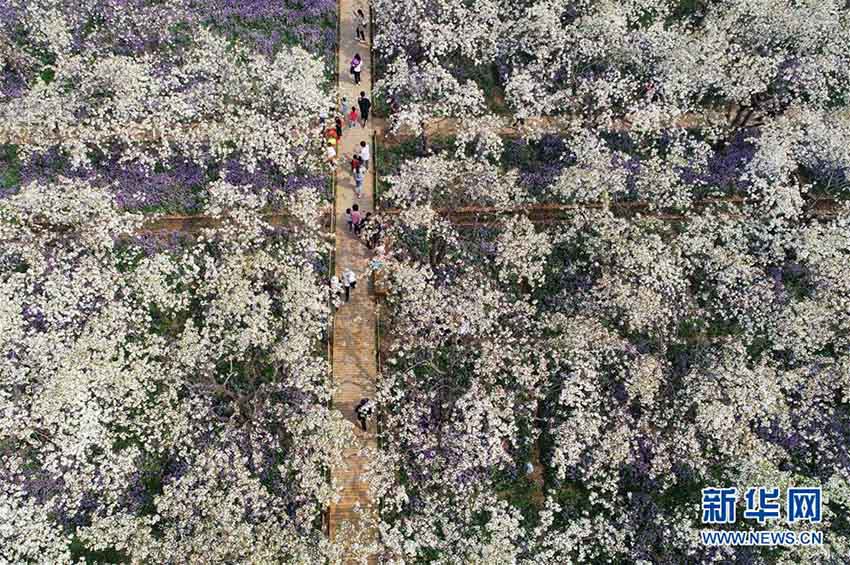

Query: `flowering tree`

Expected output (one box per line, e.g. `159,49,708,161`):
374,0,850,135
1,24,329,173
367,121,850,561
0,178,358,562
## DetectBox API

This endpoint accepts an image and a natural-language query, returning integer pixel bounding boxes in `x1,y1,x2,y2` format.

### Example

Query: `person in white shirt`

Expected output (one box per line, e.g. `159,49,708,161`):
330,276,344,310
358,140,371,170
353,58,362,85
342,268,357,301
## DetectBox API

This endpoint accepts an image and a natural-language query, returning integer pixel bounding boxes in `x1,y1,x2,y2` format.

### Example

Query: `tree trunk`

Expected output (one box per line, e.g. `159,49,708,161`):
418,120,429,155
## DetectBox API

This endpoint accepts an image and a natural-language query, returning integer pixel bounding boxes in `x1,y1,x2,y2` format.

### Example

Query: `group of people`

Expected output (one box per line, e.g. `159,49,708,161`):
345,202,383,249
330,268,358,308
322,92,371,169
345,204,369,234
348,139,370,198
325,7,381,435
340,92,371,129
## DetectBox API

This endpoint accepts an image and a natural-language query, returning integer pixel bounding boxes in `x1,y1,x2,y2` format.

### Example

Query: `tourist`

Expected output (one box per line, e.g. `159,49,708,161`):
342,268,357,301
348,105,359,128
354,165,364,199
325,125,338,143
358,92,371,126
350,54,360,79
358,140,370,170
350,153,362,174
334,116,343,139
352,54,362,85
330,275,344,310
355,9,367,43
325,142,336,166
351,204,362,232
340,97,350,119
345,207,353,232
355,398,374,431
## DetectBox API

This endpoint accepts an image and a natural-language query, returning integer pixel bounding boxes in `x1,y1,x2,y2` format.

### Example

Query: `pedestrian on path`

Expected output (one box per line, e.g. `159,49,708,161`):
355,398,375,431
325,125,338,143
334,116,343,139
354,165,364,199
352,54,362,85
342,268,357,302
348,105,359,128
340,97,350,119
358,140,370,170
325,142,337,167
350,153,362,174
350,204,362,232
345,207,353,232
330,275,344,310
355,9,368,43
358,92,371,127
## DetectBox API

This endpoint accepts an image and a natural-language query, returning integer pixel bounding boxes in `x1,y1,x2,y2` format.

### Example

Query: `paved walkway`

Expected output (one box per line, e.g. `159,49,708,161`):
329,0,378,559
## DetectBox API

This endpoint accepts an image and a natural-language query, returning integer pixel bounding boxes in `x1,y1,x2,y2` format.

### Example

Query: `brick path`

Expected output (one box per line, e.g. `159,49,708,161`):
329,0,378,559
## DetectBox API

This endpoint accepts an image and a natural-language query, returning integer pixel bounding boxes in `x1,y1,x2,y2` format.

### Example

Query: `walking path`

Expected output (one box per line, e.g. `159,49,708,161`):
329,0,378,559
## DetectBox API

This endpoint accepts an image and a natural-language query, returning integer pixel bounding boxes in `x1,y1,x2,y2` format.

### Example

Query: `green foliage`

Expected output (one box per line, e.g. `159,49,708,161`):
0,144,21,190
69,537,129,564
39,67,55,85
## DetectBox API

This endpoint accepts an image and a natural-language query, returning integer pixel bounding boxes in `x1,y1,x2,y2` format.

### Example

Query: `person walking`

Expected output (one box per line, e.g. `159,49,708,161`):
330,275,344,310
325,124,338,143
357,92,371,127
352,54,362,85
345,207,353,232
340,97,350,119
347,105,359,128
355,398,374,431
355,8,367,43
334,116,343,139
358,140,370,170
350,204,362,232
349,54,360,80
353,164,364,199
342,268,357,302
325,142,336,167
350,153,362,174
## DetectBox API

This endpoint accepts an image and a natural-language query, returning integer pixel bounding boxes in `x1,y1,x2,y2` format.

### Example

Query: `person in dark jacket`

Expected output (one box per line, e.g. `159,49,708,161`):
358,92,371,127
355,398,374,431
